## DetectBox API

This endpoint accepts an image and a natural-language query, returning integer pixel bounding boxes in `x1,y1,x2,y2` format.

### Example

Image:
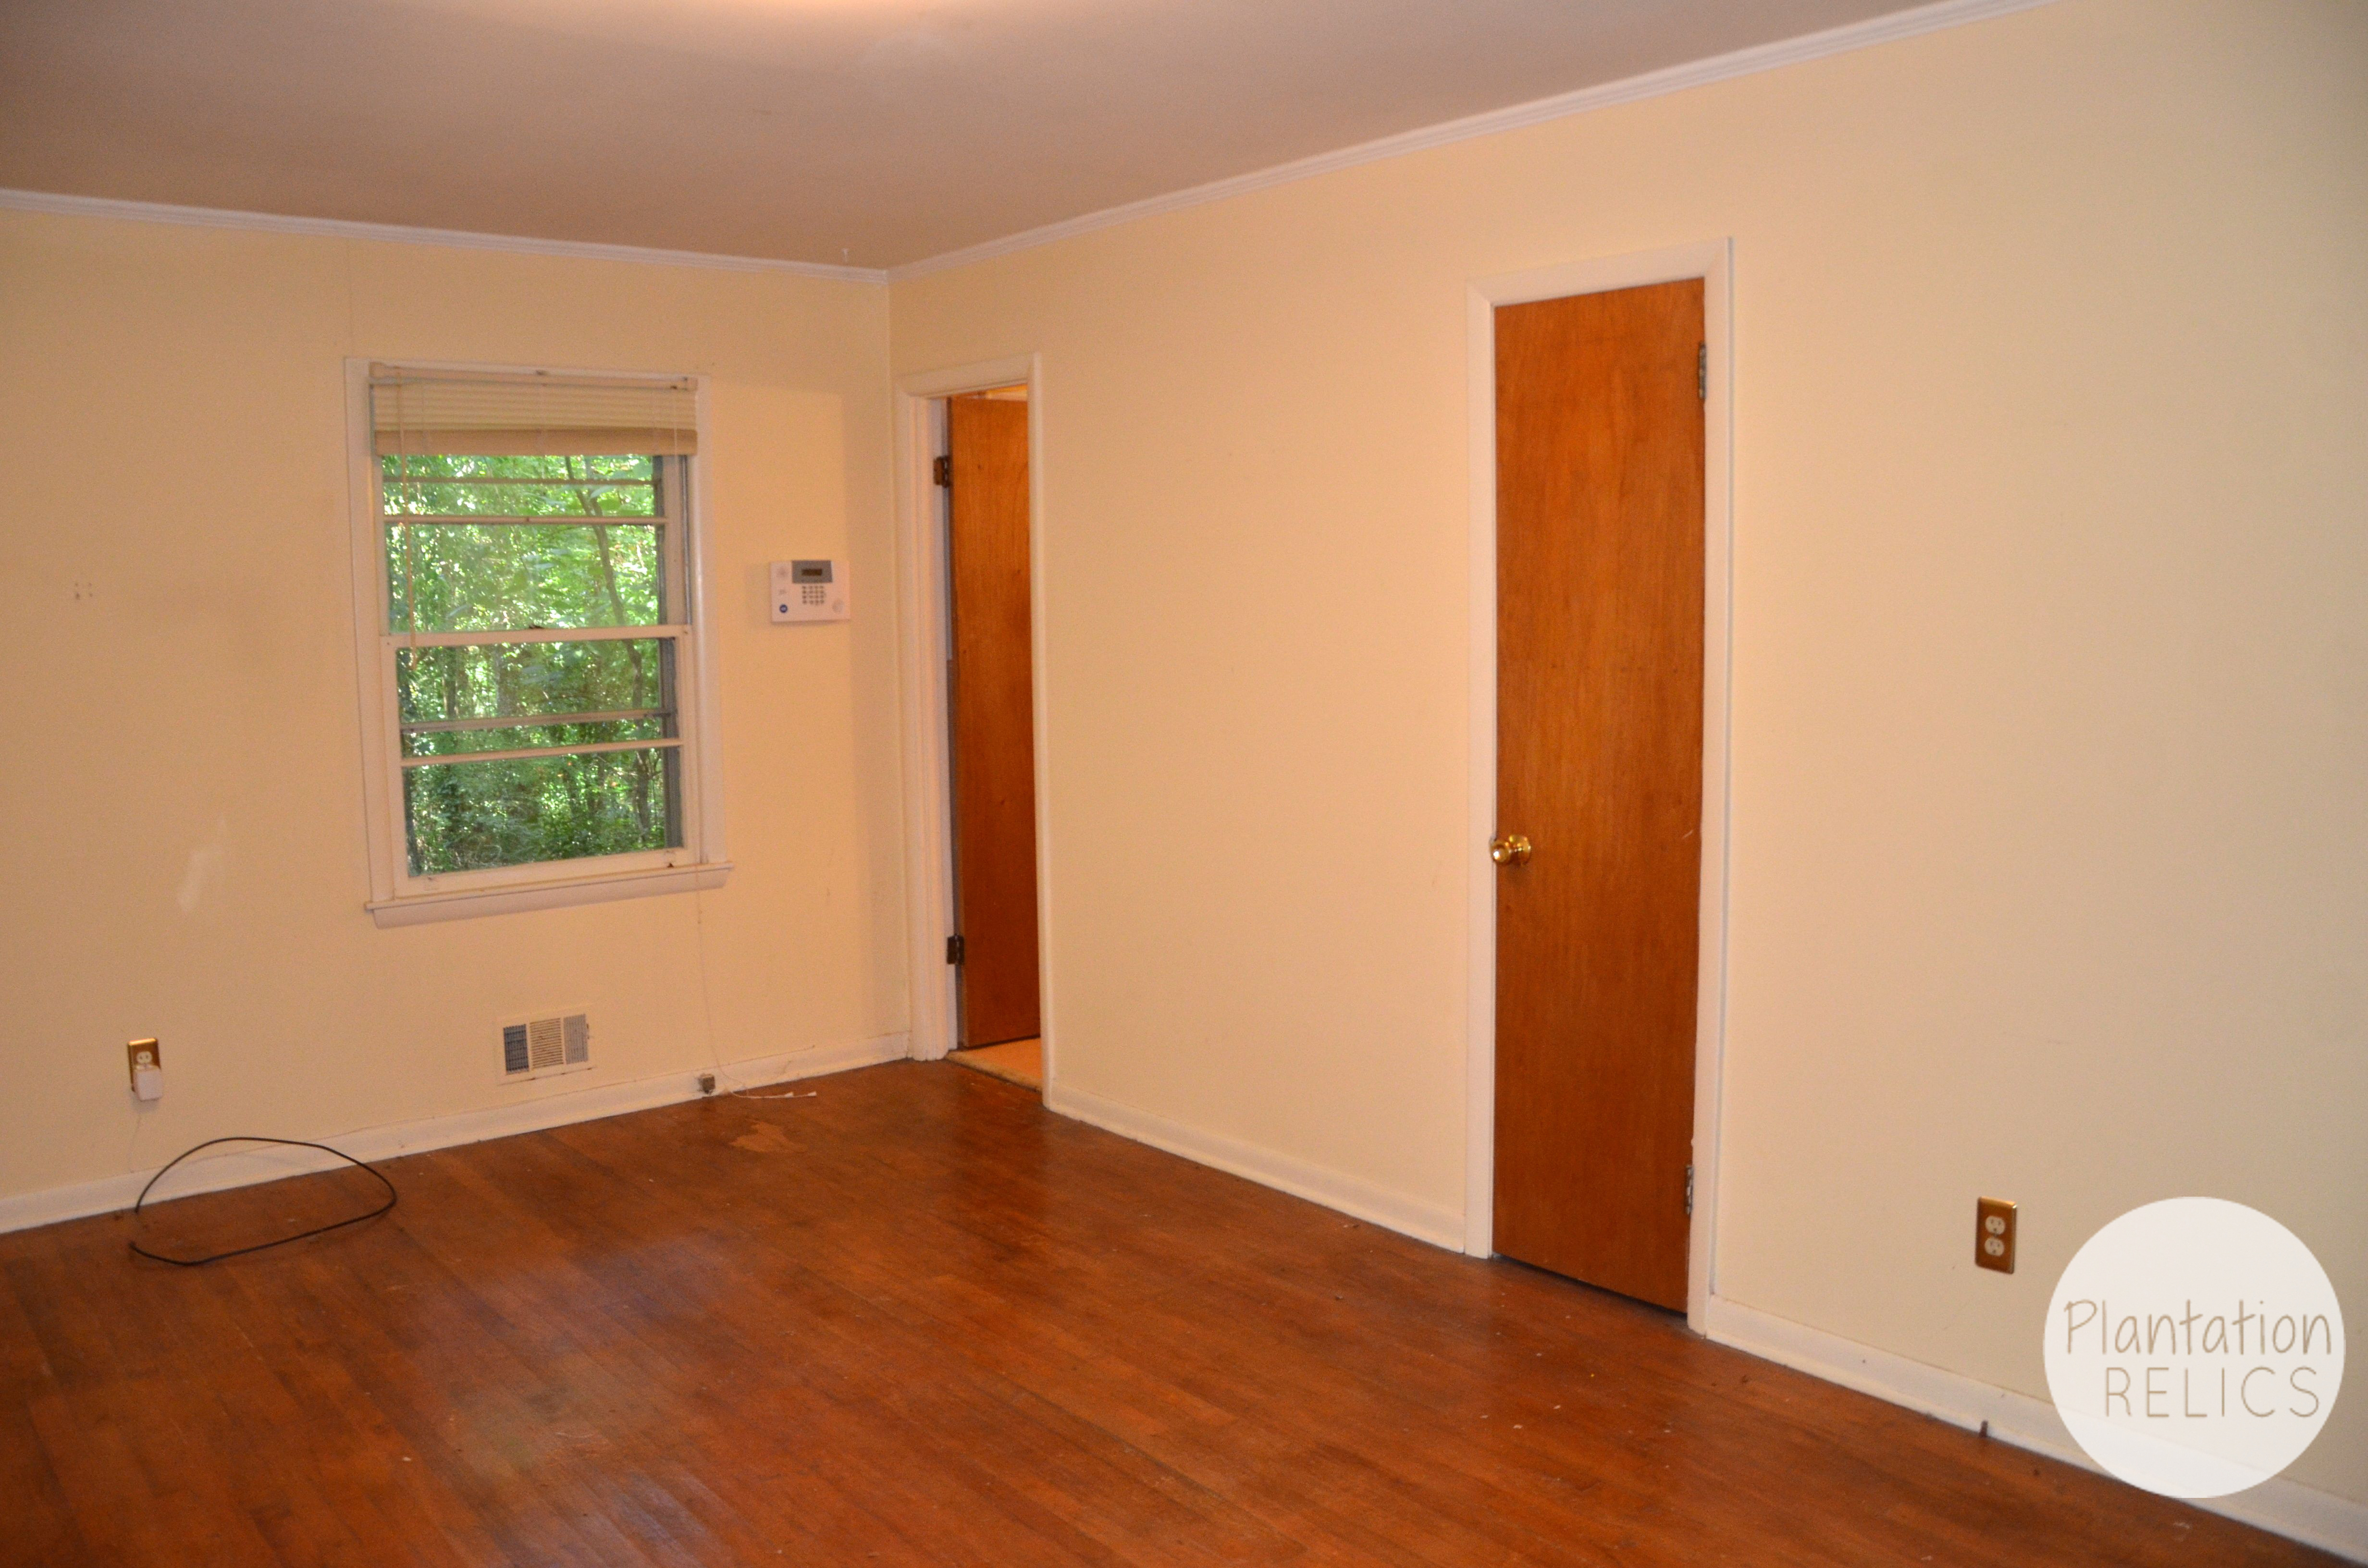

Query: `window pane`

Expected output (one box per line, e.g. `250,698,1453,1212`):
382,452,665,634
404,748,678,874
385,521,663,633
381,453,656,517
396,641,672,733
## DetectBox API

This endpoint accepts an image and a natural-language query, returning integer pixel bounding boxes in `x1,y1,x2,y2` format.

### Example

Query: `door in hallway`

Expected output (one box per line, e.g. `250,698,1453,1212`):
946,391,1040,1048
1492,280,1705,1311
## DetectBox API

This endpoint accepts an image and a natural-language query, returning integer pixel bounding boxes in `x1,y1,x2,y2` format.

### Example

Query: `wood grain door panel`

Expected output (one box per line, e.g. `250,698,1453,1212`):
1492,281,1704,1311
948,394,1041,1048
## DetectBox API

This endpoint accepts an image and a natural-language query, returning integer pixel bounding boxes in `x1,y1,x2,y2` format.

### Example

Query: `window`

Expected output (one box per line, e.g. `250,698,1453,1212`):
347,362,727,925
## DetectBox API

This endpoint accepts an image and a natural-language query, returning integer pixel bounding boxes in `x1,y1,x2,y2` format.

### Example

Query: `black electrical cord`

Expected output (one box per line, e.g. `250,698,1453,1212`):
127,1137,397,1267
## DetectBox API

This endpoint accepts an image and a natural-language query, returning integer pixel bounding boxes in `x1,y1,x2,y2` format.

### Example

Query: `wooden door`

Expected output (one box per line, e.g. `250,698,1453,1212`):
1492,282,1704,1310
947,394,1041,1048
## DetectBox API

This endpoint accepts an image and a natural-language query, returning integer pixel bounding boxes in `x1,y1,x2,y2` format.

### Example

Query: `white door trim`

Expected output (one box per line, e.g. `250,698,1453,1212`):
892,355,1055,1088
1464,241,1735,1331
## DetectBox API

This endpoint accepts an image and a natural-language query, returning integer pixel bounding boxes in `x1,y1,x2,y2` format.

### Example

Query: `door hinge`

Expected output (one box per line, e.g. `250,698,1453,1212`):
1685,1164,1695,1217
1697,343,1707,402
933,454,952,488
946,933,964,966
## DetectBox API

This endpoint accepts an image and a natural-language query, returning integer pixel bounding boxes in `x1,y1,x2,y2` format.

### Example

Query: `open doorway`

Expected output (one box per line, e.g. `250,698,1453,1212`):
938,386,1043,1091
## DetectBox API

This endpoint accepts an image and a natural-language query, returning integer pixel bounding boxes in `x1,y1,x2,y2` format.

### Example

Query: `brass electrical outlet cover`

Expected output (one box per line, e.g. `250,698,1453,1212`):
1976,1197,2017,1273
126,1037,160,1088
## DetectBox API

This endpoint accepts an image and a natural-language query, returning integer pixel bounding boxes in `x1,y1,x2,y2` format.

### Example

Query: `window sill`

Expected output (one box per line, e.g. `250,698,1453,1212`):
367,861,732,928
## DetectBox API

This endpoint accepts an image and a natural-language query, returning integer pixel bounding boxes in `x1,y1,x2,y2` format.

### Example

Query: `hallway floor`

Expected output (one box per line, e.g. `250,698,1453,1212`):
949,1035,1043,1090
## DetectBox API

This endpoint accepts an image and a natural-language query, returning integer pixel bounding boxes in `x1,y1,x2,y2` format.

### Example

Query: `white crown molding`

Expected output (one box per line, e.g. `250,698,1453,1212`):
0,186,889,283
887,0,2060,282
2,0,2055,286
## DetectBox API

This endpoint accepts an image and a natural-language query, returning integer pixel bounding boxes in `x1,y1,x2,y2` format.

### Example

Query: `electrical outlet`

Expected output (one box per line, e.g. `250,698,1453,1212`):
1976,1197,2017,1273
697,1073,717,1096
126,1037,160,1086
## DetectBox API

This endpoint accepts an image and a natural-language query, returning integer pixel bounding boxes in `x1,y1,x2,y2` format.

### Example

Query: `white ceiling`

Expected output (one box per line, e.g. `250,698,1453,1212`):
1,0,1936,270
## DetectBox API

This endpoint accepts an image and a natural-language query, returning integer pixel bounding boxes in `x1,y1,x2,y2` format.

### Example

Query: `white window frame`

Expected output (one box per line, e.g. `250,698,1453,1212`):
343,357,730,928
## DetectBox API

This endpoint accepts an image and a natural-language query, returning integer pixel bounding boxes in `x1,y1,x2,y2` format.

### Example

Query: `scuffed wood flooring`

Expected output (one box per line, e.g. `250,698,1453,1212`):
0,1061,2339,1566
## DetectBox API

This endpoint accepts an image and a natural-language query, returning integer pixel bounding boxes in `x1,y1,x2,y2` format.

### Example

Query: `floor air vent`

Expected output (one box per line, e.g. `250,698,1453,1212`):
501,1011,591,1082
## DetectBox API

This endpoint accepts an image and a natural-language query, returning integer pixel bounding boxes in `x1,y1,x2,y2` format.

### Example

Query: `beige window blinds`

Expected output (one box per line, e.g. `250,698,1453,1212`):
370,365,698,456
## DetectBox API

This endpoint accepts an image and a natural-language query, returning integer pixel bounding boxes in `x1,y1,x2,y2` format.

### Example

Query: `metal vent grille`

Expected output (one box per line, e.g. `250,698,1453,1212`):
501,1012,592,1082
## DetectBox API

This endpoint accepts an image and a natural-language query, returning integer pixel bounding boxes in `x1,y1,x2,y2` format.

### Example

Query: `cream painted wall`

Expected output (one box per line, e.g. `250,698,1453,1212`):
888,0,2367,1504
0,212,906,1201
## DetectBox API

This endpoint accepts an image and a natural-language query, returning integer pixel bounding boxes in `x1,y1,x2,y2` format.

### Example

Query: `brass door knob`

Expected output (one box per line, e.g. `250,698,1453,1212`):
1489,833,1533,866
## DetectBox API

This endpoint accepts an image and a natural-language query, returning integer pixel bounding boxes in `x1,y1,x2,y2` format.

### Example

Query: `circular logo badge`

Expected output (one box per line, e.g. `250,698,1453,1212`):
2045,1198,2343,1498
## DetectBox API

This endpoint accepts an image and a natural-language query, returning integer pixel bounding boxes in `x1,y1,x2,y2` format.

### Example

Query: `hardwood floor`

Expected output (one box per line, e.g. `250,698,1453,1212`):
949,1036,1042,1090
0,1062,2338,1567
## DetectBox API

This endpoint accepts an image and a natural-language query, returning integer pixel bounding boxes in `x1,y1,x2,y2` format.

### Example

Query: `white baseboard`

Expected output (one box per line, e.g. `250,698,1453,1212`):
1703,1294,2368,1563
0,1032,911,1237
1043,1081,1465,1251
